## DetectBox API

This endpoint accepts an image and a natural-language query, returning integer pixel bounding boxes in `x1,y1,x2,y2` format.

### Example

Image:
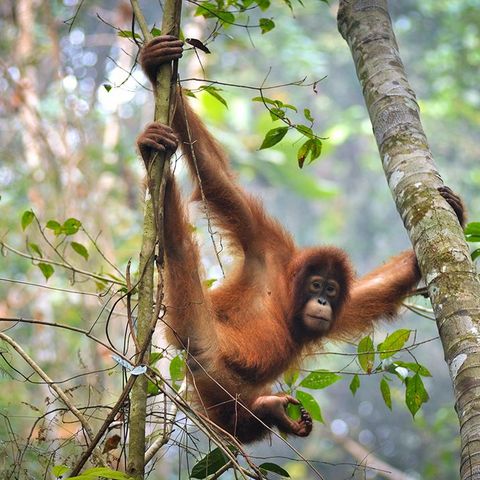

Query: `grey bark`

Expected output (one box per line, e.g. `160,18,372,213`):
338,1,480,479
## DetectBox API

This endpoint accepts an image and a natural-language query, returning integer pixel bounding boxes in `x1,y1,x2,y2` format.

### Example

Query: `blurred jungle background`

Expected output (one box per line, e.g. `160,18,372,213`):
0,1,479,479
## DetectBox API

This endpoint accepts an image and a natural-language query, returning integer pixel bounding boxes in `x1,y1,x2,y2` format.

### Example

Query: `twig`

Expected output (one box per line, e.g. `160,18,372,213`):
144,379,185,464
0,332,105,466
328,429,415,480
68,374,138,476
126,260,141,352
84,229,126,279
0,241,126,287
0,316,129,363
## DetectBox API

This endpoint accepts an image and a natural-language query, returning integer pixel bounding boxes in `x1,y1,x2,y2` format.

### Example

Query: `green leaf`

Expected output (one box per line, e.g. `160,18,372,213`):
103,84,112,92
284,368,299,387
259,127,289,149
464,222,480,236
191,447,231,479
259,18,275,34
304,108,314,123
297,139,310,169
95,280,108,292
149,352,163,365
147,380,160,396
71,242,89,261
68,466,133,480
259,462,290,477
380,377,392,410
38,263,54,281
203,278,217,288
270,107,285,121
282,103,298,112
28,242,42,258
46,220,62,235
394,361,431,377
296,390,323,422
405,373,429,417
349,374,360,395
256,0,271,11
117,30,142,39
52,465,70,478
286,402,301,420
358,336,375,373
199,86,228,108
296,124,313,138
297,138,322,168
472,248,480,261
21,210,35,231
195,3,235,24
299,370,341,389
150,27,162,37
169,355,186,382
379,329,411,359
252,96,277,106
308,138,322,163
183,88,197,98
62,217,82,235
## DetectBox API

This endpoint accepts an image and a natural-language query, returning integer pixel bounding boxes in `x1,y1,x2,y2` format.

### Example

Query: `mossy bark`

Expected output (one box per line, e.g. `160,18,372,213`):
127,1,182,478
338,2,480,478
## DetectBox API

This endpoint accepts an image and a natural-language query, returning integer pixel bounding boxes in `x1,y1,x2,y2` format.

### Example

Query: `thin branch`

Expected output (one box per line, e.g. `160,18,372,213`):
0,241,126,287
84,229,126,279
180,75,322,91
126,260,141,352
68,374,138,476
0,332,105,466
0,276,105,297
144,380,185,463
328,429,415,480
0,316,129,362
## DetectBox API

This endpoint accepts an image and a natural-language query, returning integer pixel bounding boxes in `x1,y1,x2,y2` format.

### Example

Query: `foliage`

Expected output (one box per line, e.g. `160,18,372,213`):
0,0,478,478
465,222,480,261
283,328,431,429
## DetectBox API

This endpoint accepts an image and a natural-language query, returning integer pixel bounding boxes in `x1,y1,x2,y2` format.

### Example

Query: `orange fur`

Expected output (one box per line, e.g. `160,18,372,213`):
138,37,421,443
153,95,420,442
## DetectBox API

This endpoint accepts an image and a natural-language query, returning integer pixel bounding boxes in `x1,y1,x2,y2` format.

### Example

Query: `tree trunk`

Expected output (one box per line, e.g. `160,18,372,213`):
337,1,480,478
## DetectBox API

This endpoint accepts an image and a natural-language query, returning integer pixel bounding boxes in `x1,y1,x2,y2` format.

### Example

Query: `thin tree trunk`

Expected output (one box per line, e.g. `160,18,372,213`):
126,1,182,479
337,1,480,479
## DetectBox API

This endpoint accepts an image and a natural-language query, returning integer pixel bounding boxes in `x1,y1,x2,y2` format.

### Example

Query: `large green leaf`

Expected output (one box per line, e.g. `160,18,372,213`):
405,373,429,417
21,210,35,231
191,447,232,479
259,127,289,149
379,329,411,359
380,377,392,410
349,374,360,395
296,390,323,422
358,336,375,373
299,370,341,389
260,462,290,477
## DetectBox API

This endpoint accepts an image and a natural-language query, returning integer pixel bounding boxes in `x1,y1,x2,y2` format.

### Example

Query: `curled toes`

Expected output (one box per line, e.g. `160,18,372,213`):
298,407,313,436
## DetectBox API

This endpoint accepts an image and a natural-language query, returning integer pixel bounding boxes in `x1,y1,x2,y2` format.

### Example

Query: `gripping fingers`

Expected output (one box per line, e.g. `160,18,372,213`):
144,123,178,150
282,394,299,406
140,35,184,81
137,123,178,164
